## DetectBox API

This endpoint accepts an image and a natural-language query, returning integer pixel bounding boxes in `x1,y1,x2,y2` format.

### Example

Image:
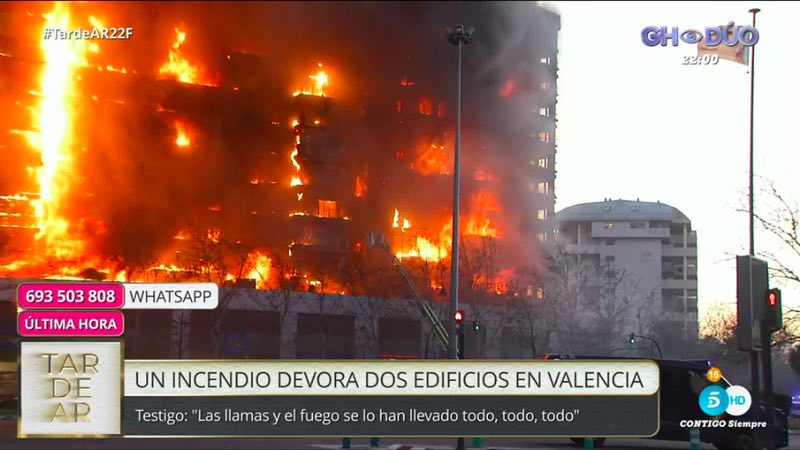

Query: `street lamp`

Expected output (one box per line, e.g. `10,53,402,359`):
446,24,473,450
445,24,473,363
628,333,663,358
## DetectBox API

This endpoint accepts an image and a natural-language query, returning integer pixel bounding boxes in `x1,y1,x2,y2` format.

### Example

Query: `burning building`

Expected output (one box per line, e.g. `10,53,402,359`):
0,2,560,346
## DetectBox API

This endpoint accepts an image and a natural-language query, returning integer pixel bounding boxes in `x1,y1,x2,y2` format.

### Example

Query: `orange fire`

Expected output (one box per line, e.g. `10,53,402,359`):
465,190,500,238
290,148,303,186
29,3,87,259
475,268,514,295
247,251,272,289
412,143,449,175
158,28,216,86
355,175,367,198
173,229,191,240
392,209,451,262
207,228,221,243
174,120,191,148
293,63,329,97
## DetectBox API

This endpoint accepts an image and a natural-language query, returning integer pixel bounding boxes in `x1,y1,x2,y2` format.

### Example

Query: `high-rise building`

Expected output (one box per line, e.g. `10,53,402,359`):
555,199,699,341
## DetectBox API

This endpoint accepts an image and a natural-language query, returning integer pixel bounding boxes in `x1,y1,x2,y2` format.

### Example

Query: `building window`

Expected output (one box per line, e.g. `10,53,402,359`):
604,222,614,229
538,107,551,117
437,102,446,118
538,158,548,169
538,131,551,143
536,288,545,299
662,295,684,313
418,97,433,115
318,200,337,218
630,222,646,229
605,255,616,262
539,56,552,65
539,80,549,91
396,100,403,113
537,182,549,194
606,239,616,246
395,151,405,159
537,209,547,220
537,233,547,244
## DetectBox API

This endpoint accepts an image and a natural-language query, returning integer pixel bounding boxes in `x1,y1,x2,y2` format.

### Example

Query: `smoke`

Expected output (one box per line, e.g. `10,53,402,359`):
0,1,558,281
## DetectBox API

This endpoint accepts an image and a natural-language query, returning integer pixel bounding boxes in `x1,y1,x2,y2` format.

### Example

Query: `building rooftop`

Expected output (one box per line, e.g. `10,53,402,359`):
556,199,691,224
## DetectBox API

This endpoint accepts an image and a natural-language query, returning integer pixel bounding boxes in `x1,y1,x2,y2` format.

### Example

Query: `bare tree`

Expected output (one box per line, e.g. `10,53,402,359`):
507,266,552,358
460,237,539,358
542,244,656,355
700,302,738,347
739,178,800,349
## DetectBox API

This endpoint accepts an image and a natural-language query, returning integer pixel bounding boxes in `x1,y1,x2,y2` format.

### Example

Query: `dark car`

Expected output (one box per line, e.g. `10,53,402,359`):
544,354,789,449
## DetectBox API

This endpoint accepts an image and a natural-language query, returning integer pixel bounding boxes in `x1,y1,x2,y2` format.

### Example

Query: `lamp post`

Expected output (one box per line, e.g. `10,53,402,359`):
446,24,473,450
745,8,766,450
628,333,663,358
445,24,473,361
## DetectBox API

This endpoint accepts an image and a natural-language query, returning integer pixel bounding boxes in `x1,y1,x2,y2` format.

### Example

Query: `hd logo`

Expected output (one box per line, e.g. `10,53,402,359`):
699,367,752,417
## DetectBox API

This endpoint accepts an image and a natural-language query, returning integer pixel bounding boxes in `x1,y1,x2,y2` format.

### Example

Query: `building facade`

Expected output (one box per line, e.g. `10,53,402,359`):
555,199,699,341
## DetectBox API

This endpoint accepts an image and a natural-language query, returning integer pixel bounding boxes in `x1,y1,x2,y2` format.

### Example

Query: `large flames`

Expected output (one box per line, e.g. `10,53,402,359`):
30,3,87,259
412,143,450,175
0,3,529,299
158,27,216,87
465,190,500,238
392,190,500,263
246,251,272,290
293,64,329,97
174,120,191,149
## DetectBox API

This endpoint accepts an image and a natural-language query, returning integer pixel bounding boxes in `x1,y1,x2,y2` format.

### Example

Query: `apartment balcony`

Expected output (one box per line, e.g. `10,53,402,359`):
590,222,670,239
661,246,697,257
563,243,603,255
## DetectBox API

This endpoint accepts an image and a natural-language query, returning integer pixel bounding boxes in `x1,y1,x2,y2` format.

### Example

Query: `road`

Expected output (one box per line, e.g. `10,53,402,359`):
2,435,800,449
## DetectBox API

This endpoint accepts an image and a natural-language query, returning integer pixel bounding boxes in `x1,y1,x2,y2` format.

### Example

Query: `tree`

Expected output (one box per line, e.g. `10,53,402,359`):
507,266,552,358
542,244,657,355
746,178,800,349
459,236,526,357
699,302,738,348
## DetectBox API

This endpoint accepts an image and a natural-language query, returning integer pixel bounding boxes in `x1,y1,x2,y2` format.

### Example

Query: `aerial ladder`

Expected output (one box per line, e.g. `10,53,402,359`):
368,233,450,353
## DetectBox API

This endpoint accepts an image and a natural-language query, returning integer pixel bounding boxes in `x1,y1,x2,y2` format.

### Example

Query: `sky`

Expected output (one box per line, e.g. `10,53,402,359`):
547,1,800,315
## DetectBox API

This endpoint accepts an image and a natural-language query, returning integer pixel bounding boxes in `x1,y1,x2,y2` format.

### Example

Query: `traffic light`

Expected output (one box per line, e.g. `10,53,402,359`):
454,310,465,328
629,333,637,345
473,318,481,332
765,288,783,332
454,310,465,359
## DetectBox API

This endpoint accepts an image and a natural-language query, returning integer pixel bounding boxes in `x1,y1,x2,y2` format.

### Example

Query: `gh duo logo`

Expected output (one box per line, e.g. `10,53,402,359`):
641,26,759,47
699,385,752,417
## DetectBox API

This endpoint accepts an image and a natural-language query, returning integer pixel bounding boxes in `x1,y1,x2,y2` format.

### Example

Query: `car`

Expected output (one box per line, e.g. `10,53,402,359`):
543,354,789,450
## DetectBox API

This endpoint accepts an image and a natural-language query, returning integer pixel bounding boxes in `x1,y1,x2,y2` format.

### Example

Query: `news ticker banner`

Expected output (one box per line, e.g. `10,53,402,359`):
18,341,660,438
16,282,218,337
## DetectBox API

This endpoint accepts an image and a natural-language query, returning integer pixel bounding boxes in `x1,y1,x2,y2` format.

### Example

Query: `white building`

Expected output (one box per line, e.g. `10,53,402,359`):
555,199,698,341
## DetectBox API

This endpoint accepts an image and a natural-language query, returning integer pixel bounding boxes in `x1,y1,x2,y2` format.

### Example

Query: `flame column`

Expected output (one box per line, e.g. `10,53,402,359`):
446,25,473,362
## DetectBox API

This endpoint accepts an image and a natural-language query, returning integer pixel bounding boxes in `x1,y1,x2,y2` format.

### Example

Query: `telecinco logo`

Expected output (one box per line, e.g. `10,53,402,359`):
699,367,752,417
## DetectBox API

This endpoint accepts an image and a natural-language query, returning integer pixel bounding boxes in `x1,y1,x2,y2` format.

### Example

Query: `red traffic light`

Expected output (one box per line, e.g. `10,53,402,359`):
454,309,465,324
768,289,780,306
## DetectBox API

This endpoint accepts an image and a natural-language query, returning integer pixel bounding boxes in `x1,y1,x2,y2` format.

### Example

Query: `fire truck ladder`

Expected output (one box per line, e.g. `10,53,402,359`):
369,233,450,353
